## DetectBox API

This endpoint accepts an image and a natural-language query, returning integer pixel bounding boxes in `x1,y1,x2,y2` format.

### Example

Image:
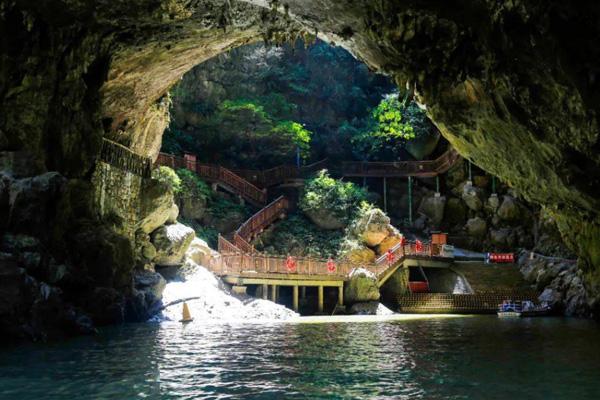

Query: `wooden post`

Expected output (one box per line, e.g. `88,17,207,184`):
338,285,344,306
383,176,387,213
270,284,277,303
408,176,413,225
318,286,324,313
262,284,268,300
293,286,299,312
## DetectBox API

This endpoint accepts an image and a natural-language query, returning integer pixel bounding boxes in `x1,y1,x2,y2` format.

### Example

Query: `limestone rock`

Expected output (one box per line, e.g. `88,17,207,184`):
418,195,446,226
137,179,174,234
465,217,487,238
444,197,467,226
352,207,394,246
461,183,484,211
202,210,246,234
497,195,521,222
344,268,380,304
490,228,513,248
151,223,196,266
346,245,376,265
166,203,179,224
142,243,157,260
185,237,218,266
304,208,346,230
485,194,500,214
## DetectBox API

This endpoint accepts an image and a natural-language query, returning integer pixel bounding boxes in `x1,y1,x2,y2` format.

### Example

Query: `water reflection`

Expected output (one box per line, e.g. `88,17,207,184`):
0,317,599,399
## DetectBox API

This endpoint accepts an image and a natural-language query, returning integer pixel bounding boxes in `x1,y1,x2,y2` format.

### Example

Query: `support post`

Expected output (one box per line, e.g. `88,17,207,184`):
338,285,344,306
468,161,473,182
262,284,268,300
436,175,440,194
293,286,299,312
318,286,324,313
383,176,387,213
301,286,306,299
492,176,497,194
270,284,277,303
408,176,413,225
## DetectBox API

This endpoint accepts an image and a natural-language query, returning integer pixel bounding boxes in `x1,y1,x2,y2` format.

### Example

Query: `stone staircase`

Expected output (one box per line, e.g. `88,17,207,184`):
397,291,539,314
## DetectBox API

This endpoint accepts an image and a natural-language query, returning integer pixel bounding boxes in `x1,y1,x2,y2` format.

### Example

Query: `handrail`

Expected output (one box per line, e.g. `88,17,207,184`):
155,153,267,205
234,196,289,253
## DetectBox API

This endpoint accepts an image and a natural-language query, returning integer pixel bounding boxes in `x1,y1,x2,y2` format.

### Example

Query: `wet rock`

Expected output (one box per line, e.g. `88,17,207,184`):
151,223,195,266
497,195,520,222
137,179,174,234
82,287,125,325
134,270,166,309
0,233,41,253
490,228,512,248
461,183,484,211
465,217,487,238
444,197,467,226
350,301,394,315
344,268,380,304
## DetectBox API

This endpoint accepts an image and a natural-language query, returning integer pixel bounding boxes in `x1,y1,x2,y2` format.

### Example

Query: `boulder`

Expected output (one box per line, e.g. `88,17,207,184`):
142,243,157,260
473,175,490,189
465,217,487,238
490,228,512,248
352,207,394,247
418,195,446,226
350,301,394,315
151,223,196,266
166,203,179,224
179,195,207,221
485,194,500,214
137,179,174,234
461,183,484,211
304,208,346,230
346,245,376,265
134,270,167,303
497,195,521,222
344,268,381,304
185,237,218,266
377,235,402,255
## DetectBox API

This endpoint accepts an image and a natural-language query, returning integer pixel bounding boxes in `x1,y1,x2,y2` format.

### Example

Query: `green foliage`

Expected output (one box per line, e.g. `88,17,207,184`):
176,168,212,199
208,196,249,219
299,170,369,223
256,214,344,258
271,120,312,159
371,95,414,140
152,166,181,193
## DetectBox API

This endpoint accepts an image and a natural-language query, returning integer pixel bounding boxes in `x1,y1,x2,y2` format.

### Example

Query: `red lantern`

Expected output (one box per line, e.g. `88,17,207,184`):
327,258,336,273
386,249,395,265
415,240,423,253
285,256,296,272
399,235,406,246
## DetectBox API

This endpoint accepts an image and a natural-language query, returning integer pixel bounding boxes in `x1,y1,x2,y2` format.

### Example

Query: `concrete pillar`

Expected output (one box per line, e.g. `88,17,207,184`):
270,284,277,303
338,285,344,306
293,286,299,312
301,286,306,299
262,284,268,300
211,182,218,192
318,286,324,313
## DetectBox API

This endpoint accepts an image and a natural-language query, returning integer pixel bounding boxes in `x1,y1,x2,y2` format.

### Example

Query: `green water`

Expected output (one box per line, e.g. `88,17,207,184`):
1,316,599,399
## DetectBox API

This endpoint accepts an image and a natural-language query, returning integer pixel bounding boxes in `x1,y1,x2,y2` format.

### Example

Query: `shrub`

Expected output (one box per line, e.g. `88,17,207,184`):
176,168,212,200
152,166,181,194
299,170,369,223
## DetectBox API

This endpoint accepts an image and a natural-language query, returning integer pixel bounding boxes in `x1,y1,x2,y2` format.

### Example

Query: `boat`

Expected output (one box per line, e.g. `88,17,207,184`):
497,300,551,318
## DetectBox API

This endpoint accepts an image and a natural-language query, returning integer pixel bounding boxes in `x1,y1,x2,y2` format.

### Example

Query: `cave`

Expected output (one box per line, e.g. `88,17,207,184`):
1,1,600,396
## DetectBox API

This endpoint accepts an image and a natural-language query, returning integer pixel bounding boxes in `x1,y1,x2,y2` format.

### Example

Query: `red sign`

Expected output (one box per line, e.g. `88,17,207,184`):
489,253,514,263
285,256,297,272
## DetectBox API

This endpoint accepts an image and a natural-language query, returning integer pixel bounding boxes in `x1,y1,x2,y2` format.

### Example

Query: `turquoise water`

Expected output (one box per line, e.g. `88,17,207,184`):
1,316,599,399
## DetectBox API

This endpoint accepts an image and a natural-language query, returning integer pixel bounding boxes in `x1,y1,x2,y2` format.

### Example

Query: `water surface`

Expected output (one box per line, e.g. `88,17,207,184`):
1,316,599,399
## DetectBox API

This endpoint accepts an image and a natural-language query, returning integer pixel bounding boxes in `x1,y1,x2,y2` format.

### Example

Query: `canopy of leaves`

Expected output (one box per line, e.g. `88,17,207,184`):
176,168,212,200
152,166,181,194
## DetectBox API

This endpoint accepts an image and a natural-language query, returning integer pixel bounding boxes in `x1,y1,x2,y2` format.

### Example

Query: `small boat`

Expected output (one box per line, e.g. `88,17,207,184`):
497,300,551,318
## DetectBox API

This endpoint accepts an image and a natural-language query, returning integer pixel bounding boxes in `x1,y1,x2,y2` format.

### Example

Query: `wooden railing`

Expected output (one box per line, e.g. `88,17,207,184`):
233,196,290,253
213,233,441,279
232,158,329,188
100,138,153,178
155,153,267,205
340,148,460,178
